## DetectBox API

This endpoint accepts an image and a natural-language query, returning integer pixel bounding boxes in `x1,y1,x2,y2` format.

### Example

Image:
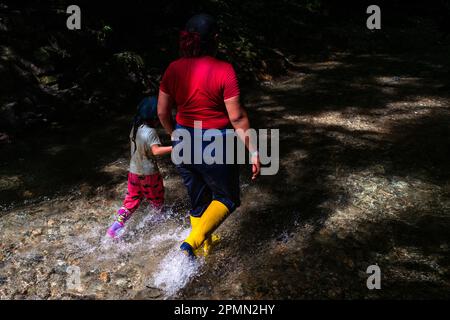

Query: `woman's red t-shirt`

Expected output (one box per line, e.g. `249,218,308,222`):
159,56,240,129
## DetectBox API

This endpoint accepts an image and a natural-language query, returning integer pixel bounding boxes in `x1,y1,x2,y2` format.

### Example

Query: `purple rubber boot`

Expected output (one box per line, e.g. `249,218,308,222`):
106,207,131,238
107,221,124,239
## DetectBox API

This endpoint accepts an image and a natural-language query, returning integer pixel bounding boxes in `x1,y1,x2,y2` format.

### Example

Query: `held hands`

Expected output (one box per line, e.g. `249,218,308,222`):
151,144,173,156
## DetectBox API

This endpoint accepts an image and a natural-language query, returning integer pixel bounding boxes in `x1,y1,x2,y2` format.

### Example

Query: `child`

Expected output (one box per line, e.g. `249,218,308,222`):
107,96,172,238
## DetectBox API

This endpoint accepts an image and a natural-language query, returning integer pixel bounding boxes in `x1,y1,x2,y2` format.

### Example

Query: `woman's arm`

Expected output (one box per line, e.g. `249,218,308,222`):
151,145,172,156
225,95,261,180
157,90,175,136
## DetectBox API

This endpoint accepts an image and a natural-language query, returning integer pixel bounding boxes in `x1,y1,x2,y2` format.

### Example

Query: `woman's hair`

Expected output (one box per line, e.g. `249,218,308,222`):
180,13,218,57
131,96,158,153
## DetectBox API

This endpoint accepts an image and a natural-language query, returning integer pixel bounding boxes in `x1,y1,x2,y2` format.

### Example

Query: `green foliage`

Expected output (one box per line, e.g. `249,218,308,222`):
113,51,145,73
97,24,113,46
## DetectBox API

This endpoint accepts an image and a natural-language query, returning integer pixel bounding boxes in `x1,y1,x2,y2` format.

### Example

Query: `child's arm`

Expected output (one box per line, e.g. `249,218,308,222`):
151,145,172,156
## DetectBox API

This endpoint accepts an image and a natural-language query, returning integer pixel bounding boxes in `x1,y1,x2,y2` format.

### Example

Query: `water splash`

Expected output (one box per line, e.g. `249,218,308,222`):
20,202,204,298
152,243,204,298
91,207,189,261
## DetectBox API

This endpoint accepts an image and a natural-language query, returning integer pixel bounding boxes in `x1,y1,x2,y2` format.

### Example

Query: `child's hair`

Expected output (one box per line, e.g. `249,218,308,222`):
131,96,158,153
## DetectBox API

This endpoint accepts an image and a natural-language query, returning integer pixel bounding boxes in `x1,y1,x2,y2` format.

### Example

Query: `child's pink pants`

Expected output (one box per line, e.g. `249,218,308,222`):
121,172,164,215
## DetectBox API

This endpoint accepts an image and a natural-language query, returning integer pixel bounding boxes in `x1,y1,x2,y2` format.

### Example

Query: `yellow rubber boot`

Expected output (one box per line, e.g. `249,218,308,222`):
189,215,205,256
190,215,200,229
185,200,229,250
189,214,219,256
189,212,221,256
203,234,221,256
190,216,220,257
202,236,212,256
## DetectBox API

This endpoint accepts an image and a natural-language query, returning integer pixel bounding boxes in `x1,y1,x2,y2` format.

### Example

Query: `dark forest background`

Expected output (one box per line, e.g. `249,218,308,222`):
1,1,449,137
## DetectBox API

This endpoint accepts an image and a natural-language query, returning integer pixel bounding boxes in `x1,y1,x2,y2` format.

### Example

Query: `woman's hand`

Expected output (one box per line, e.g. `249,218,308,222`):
251,151,261,180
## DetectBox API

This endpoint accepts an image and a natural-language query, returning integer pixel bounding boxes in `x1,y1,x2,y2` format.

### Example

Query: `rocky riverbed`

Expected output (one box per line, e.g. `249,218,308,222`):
1,52,450,299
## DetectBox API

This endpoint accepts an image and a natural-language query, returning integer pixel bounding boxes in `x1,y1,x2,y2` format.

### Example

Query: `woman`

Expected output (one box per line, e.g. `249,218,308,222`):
157,14,261,257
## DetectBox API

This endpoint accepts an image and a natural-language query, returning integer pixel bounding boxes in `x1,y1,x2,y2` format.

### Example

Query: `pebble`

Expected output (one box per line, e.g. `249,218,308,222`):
59,225,71,233
31,229,43,237
232,283,244,297
115,278,128,287
99,272,111,283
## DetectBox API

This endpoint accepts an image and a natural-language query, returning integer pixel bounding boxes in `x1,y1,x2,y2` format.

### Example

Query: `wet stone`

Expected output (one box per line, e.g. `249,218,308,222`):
53,261,68,274
133,287,162,299
23,253,44,266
